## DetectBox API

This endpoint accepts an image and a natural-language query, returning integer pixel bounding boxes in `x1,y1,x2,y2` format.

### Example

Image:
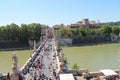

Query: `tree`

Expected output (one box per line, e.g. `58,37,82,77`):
85,27,91,35
59,27,66,37
33,23,41,41
0,23,42,45
99,24,112,36
1,26,8,40
67,29,73,37
79,26,86,37
72,63,79,69
94,28,101,35
0,26,5,40
9,23,19,41
59,28,73,37
112,26,120,35
70,28,78,35
90,29,95,35
19,24,29,43
27,23,41,41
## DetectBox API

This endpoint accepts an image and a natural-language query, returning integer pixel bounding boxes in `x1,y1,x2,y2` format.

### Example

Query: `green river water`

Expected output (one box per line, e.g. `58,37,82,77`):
0,43,119,74
0,50,30,74
62,43,120,71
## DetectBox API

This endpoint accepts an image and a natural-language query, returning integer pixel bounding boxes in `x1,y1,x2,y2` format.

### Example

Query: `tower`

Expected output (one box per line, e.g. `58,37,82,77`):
82,19,89,27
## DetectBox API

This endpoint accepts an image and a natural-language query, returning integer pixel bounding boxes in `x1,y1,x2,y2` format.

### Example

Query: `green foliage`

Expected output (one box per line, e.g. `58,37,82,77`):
85,27,91,35
90,29,95,35
79,27,86,37
9,23,19,41
59,25,120,38
0,23,42,43
67,29,73,37
70,28,78,35
0,24,19,41
59,28,65,37
112,26,120,35
59,28,73,37
72,63,79,69
19,24,29,43
99,24,112,36
27,23,41,41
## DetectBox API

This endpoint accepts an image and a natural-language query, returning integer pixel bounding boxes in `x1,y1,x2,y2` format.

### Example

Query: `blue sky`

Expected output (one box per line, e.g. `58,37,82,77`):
0,0,119,26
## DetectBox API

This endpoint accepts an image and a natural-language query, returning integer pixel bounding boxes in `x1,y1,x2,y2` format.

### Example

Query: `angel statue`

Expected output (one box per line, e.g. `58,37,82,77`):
12,52,18,74
12,52,18,65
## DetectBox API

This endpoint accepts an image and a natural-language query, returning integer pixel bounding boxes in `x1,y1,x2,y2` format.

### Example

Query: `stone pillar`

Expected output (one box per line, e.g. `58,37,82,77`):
33,40,37,52
10,74,19,80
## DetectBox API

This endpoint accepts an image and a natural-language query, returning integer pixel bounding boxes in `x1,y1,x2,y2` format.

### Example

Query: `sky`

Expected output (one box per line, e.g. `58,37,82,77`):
0,0,119,27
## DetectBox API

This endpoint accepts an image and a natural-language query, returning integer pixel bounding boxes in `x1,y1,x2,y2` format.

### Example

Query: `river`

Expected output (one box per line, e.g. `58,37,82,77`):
0,50,30,74
62,43,120,71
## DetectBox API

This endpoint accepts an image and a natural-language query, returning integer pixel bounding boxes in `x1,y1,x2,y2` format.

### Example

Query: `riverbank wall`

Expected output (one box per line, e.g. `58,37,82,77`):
58,34,120,46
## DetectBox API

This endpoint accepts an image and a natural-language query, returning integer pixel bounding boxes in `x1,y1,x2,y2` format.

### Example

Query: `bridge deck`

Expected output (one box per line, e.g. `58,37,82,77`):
25,39,58,80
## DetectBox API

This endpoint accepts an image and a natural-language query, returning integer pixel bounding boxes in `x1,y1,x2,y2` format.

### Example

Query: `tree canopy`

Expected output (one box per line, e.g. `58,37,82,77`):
112,26,120,35
0,23,42,43
59,24,120,38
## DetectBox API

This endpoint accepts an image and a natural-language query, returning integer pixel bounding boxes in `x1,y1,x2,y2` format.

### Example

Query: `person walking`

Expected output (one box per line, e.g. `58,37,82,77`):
6,73,10,80
84,69,90,80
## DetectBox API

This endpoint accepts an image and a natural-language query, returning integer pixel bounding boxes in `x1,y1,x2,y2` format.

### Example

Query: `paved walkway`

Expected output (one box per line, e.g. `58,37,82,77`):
25,39,58,80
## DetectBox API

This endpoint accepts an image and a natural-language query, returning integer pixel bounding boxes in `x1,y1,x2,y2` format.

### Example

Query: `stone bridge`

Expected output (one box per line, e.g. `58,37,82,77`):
18,37,65,80
1,36,119,80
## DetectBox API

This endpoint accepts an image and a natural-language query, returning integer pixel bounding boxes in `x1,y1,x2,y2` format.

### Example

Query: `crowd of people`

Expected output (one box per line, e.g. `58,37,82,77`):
27,39,59,80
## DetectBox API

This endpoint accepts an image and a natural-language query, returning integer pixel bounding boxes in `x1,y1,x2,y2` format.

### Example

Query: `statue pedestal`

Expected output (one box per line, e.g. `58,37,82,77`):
11,53,19,80
12,63,19,74
10,74,19,80
12,67,18,74
12,53,19,74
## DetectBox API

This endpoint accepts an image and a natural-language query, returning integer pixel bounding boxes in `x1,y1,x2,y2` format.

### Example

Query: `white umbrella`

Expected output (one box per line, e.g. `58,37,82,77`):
100,69,118,76
59,73,75,80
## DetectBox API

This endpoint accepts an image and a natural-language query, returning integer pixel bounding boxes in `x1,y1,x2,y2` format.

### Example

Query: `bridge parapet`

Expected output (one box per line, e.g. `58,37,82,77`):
20,38,48,74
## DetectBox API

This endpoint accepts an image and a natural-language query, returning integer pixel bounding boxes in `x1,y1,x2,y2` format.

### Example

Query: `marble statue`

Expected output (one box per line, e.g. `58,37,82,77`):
12,52,18,74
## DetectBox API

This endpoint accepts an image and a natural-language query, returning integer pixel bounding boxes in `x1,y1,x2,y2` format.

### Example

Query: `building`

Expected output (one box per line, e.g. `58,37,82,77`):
82,18,89,26
53,18,102,38
68,18,101,28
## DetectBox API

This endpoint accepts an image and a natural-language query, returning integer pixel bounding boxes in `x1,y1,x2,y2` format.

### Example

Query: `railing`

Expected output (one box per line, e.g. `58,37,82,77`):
53,38,62,74
20,38,48,74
